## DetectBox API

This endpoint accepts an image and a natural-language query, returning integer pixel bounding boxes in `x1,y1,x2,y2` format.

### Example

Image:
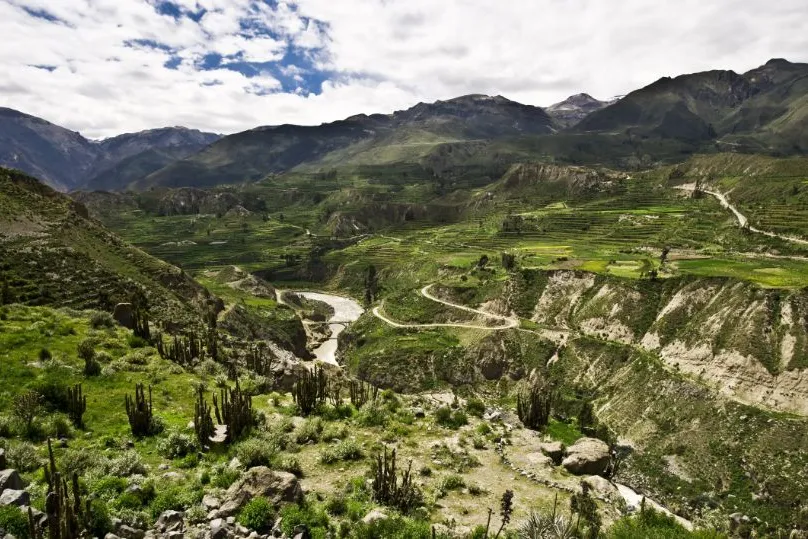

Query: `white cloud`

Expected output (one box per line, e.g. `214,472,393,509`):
1,0,807,138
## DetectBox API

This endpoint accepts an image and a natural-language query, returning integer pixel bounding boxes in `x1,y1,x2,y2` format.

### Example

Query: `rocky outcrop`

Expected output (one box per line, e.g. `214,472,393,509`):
561,437,611,476
215,467,303,518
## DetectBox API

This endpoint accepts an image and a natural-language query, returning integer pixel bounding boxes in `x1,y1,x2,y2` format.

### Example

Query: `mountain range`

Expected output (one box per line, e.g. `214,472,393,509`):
2,58,807,192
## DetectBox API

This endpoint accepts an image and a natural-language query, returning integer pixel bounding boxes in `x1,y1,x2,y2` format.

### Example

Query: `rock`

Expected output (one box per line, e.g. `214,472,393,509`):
226,517,235,526
0,470,24,493
581,476,620,504
361,508,389,525
0,489,30,507
162,472,184,481
166,532,184,539
209,518,228,539
228,457,242,470
113,303,135,329
202,495,221,510
561,437,611,476
411,407,426,418
483,410,502,422
155,510,184,533
0,448,6,469
117,525,145,539
158,464,170,471
218,468,303,517
105,534,123,539
538,441,564,465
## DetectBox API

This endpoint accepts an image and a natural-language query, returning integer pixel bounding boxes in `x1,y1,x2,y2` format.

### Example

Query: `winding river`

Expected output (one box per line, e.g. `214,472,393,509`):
295,291,364,366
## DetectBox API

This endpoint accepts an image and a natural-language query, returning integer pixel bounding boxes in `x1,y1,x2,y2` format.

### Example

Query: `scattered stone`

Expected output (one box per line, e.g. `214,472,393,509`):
0,469,24,493
361,508,389,525
226,517,235,526
202,495,221,510
538,441,564,465
581,476,621,504
117,525,145,539
0,489,30,507
218,467,303,517
209,518,228,539
113,303,135,329
155,510,184,533
561,437,611,476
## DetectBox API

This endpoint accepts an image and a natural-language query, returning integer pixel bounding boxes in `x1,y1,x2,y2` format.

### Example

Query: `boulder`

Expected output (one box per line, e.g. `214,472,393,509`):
209,518,228,539
361,508,389,525
581,476,621,504
154,510,185,533
113,303,135,329
117,525,145,539
561,437,611,476
218,468,302,517
0,470,24,493
538,441,564,465
202,495,221,510
0,489,30,507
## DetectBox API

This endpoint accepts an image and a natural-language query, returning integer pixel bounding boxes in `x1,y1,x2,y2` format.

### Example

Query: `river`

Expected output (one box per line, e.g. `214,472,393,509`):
295,291,364,366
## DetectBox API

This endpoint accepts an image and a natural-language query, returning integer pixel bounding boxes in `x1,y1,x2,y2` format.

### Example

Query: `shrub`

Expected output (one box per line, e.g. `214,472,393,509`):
29,377,68,411
0,415,14,438
90,311,116,329
321,422,348,442
210,465,241,489
12,390,43,432
272,455,303,477
356,400,388,427
127,335,149,349
320,440,363,464
84,356,102,377
465,398,486,417
476,423,492,435
0,506,29,539
38,348,52,362
157,430,198,459
237,497,274,532
149,486,202,519
435,407,468,429
436,474,465,497
77,339,96,361
61,448,105,477
90,476,128,501
46,414,73,439
86,499,112,538
105,450,147,477
294,418,323,444
352,515,434,539
279,504,329,537
234,438,278,469
6,441,42,472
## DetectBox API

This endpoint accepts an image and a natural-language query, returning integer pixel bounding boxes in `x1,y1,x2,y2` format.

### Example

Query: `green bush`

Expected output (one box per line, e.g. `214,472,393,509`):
607,508,725,538
210,465,242,489
105,450,147,477
351,515,436,539
77,339,96,361
237,497,274,532
149,486,202,519
0,506,30,539
30,377,69,411
321,422,348,442
90,476,128,501
273,455,303,477
157,430,198,459
356,401,388,427
465,398,486,417
6,440,42,472
320,440,363,464
435,407,468,429
279,503,329,537
90,311,116,329
234,437,278,468
127,335,149,348
294,418,323,444
86,499,112,538
46,414,73,439
38,348,52,362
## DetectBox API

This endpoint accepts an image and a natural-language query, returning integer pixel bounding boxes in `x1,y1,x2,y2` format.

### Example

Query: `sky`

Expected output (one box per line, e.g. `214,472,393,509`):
2,0,808,139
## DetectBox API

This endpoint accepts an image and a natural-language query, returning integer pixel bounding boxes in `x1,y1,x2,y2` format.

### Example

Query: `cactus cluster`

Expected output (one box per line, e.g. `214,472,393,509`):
516,375,554,431
65,384,86,429
194,385,216,447
371,446,422,514
292,364,329,416
213,380,253,443
125,383,154,437
349,379,378,409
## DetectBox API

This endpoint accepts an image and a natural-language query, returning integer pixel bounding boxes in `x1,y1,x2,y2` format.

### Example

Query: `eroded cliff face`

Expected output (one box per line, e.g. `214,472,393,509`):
512,271,808,415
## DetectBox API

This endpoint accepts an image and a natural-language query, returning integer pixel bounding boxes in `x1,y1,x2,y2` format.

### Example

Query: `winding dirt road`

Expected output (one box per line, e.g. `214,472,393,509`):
372,284,519,330
676,185,808,245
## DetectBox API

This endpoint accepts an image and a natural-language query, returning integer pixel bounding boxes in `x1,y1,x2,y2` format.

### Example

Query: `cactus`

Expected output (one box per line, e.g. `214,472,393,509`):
371,446,422,514
246,344,275,377
155,332,206,365
66,384,86,429
349,379,378,409
125,384,153,437
292,364,328,416
194,386,215,448
516,375,554,431
27,439,89,539
213,380,253,443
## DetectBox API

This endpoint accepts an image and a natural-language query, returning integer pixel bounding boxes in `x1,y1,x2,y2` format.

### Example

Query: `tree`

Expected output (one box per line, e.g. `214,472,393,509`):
13,391,43,433
364,265,379,306
501,252,516,271
477,254,490,270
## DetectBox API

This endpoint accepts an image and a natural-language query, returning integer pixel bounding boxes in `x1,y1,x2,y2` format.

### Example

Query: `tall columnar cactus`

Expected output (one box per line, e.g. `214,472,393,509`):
66,384,86,429
213,380,253,443
194,385,215,447
28,439,88,539
292,364,328,416
516,375,554,431
125,383,153,437
371,446,422,514
349,379,378,409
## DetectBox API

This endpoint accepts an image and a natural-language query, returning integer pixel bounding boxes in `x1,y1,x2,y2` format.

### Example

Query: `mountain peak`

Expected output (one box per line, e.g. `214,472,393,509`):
546,93,613,128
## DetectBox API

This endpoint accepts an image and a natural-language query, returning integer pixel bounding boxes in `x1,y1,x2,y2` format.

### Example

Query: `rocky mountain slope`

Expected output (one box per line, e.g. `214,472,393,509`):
137,94,557,189
574,59,808,152
546,93,615,127
0,107,219,191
